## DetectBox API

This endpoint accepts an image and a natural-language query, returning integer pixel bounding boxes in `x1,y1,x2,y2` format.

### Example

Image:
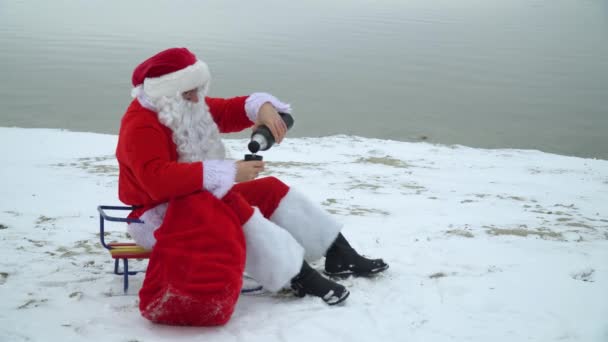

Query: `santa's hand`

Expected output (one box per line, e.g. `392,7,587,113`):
236,160,265,182
254,102,287,144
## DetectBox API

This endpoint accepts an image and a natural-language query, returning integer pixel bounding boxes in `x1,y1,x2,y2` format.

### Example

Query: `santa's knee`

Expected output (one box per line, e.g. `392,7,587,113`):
257,176,289,192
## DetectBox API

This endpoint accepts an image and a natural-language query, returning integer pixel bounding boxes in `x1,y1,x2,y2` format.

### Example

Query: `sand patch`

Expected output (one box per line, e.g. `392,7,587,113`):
355,156,410,168
446,229,475,238
485,226,563,240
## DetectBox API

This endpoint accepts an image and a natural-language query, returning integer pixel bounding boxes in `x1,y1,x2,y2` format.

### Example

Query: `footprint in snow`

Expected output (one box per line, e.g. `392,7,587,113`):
571,268,595,283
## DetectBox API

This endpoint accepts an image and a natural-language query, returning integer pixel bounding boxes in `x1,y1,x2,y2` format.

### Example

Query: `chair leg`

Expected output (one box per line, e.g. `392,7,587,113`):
123,258,129,293
114,258,119,275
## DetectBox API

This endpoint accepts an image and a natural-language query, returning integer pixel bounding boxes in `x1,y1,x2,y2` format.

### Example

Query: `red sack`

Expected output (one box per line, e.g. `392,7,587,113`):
138,191,247,326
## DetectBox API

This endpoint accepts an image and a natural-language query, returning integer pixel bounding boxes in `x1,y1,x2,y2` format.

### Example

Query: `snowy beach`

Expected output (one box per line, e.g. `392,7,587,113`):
0,127,606,341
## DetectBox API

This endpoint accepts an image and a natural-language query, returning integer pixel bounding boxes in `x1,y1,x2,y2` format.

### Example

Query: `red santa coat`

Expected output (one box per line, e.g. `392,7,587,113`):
116,97,255,326
117,96,252,212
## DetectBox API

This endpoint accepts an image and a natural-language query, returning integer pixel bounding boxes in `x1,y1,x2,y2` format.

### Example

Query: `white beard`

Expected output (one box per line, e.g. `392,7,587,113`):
152,90,226,163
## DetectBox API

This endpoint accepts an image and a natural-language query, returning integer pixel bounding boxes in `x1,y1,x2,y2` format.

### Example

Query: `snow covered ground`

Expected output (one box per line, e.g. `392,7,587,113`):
0,127,606,342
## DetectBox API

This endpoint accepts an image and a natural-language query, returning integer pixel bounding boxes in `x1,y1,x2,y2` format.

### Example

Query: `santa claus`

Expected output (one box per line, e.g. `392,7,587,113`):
115,47,388,326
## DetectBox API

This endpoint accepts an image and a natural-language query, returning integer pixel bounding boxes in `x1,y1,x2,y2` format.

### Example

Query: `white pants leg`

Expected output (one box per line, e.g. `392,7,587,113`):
242,208,304,292
270,188,342,262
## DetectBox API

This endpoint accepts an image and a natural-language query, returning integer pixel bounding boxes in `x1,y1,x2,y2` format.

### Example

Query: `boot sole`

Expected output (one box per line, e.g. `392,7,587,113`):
324,289,350,305
324,264,389,279
290,286,350,305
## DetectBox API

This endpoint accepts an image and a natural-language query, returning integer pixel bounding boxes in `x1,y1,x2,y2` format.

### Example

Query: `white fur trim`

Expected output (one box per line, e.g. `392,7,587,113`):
203,160,236,199
143,60,210,98
131,85,142,98
126,203,168,250
270,188,342,261
245,92,292,123
131,86,158,112
243,208,304,292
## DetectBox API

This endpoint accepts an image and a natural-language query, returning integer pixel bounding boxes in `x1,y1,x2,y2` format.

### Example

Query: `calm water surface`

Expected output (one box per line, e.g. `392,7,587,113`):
1,0,607,159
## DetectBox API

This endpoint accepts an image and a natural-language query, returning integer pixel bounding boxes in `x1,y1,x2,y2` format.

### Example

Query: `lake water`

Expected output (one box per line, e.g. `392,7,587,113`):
1,0,607,159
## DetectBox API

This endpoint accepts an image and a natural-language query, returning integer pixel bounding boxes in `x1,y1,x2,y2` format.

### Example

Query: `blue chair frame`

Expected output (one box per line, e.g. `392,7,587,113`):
98,205,146,293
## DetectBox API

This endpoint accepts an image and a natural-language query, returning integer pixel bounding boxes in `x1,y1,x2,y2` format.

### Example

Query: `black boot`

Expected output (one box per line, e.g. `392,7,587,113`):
324,233,389,277
290,261,350,305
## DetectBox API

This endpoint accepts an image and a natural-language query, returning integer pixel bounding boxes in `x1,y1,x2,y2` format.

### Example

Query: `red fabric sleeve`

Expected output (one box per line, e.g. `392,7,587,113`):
122,123,203,202
205,96,254,133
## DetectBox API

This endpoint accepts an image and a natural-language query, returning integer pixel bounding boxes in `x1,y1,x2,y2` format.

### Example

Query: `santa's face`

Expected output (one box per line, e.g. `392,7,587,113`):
182,88,200,103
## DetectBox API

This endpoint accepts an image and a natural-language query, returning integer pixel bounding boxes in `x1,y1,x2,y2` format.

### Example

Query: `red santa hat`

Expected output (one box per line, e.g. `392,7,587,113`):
131,47,210,98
